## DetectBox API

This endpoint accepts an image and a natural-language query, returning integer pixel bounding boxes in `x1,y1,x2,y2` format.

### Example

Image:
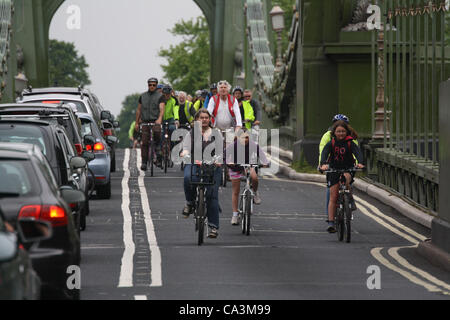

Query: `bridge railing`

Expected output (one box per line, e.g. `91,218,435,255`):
369,0,449,212
0,0,12,100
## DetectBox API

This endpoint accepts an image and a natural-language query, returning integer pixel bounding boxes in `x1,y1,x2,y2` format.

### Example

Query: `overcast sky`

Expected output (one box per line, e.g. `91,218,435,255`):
50,0,203,116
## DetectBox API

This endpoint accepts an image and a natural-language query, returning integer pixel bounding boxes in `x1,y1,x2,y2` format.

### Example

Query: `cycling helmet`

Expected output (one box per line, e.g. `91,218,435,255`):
162,85,172,94
201,89,209,98
332,114,349,123
147,77,158,84
210,83,217,90
233,86,243,94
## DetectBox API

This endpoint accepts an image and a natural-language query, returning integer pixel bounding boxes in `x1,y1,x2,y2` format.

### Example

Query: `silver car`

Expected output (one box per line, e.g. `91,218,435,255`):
78,113,113,199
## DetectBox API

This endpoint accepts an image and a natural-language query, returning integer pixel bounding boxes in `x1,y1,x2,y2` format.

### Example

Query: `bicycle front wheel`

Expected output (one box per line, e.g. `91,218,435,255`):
343,194,352,243
336,201,344,242
243,195,252,236
197,189,206,245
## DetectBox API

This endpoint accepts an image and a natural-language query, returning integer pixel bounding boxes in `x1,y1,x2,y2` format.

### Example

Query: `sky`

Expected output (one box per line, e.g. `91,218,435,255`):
49,0,204,116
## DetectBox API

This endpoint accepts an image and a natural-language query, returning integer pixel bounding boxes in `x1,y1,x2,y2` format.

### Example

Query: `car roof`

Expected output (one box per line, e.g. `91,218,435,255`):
0,142,40,159
0,118,52,126
18,93,89,102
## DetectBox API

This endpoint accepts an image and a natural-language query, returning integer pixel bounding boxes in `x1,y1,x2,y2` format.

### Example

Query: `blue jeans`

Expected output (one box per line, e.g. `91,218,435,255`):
184,164,222,229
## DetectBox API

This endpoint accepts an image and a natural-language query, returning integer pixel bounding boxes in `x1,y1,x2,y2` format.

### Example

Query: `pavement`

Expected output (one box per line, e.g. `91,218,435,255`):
268,146,450,273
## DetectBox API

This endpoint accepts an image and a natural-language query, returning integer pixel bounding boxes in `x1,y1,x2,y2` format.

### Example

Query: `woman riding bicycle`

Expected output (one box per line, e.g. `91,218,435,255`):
319,120,364,233
180,109,223,238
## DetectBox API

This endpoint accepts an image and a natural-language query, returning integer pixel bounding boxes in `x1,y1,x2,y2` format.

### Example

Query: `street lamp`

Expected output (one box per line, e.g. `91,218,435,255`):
270,5,285,70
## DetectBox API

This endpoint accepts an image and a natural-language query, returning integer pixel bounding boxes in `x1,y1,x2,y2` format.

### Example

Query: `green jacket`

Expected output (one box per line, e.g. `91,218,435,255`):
242,100,256,130
129,121,136,139
163,97,176,121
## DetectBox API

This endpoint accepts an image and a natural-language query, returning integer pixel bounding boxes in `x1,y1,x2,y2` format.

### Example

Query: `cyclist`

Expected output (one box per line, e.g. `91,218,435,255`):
204,83,218,110
225,129,269,225
194,89,208,112
174,91,195,128
233,86,255,130
319,114,359,216
243,89,261,127
135,77,166,171
180,109,223,238
319,120,364,233
128,120,140,149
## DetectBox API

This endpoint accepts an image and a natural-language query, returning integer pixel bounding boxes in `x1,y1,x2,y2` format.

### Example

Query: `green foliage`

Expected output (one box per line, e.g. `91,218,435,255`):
158,16,210,95
117,93,140,148
48,39,91,87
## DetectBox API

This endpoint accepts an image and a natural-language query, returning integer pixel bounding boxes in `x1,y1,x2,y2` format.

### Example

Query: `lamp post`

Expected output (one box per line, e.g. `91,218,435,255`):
270,5,285,71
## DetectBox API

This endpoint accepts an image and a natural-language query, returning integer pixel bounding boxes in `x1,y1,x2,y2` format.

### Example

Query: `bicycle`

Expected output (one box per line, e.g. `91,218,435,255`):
186,155,220,245
140,122,161,177
235,164,260,236
220,129,233,188
178,123,191,171
161,121,172,174
324,167,362,243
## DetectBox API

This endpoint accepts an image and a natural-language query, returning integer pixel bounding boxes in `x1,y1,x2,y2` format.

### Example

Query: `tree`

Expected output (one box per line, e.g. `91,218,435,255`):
49,39,91,87
158,16,210,95
117,93,140,148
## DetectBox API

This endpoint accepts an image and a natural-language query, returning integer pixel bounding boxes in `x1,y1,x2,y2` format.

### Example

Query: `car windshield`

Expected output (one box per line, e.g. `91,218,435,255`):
27,100,88,113
0,124,49,156
0,160,39,197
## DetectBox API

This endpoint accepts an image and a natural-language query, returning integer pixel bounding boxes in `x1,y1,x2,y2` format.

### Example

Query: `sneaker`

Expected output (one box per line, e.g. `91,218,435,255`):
182,204,193,218
140,163,147,171
208,227,218,238
231,215,240,225
327,221,336,233
253,192,261,205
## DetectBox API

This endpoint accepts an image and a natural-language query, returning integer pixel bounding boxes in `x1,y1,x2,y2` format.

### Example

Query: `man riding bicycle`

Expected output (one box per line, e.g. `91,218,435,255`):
135,77,166,171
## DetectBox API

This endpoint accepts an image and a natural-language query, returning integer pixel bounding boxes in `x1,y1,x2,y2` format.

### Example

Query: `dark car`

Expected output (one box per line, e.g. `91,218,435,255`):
0,143,85,300
18,87,119,172
0,119,88,232
0,205,52,300
79,113,112,199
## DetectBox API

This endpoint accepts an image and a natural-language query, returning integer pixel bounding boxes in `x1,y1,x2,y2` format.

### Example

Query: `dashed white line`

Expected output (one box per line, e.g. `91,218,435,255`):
136,149,163,287
118,148,135,288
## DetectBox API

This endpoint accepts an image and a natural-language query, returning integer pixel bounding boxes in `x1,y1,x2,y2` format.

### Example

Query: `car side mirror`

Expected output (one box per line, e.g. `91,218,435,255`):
17,219,52,244
61,188,86,204
81,150,95,162
70,156,87,170
101,110,112,120
0,232,17,261
106,135,118,145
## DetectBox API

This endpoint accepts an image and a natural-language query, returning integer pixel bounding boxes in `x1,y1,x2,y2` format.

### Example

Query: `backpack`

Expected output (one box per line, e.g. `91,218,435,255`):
211,94,236,126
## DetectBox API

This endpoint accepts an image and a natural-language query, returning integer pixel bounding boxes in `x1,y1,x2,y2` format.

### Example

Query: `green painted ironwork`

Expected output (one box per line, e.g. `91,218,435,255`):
371,0,449,212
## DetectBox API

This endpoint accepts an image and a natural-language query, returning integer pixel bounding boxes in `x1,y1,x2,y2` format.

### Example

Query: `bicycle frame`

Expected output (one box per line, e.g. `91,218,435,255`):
140,122,160,177
237,164,259,236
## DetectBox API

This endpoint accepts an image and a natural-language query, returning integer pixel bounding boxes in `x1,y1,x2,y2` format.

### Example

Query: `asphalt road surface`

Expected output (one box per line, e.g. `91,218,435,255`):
78,148,450,300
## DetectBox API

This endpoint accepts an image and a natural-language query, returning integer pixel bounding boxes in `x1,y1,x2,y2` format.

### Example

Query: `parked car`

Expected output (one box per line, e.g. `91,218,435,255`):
18,87,119,172
78,112,112,199
0,119,88,232
0,143,84,300
0,103,90,227
0,205,52,300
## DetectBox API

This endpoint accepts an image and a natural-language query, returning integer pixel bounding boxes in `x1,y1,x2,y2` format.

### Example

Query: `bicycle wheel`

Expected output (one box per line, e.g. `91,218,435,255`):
163,140,170,174
335,198,344,242
197,189,206,245
244,194,252,236
222,166,228,187
343,194,352,243
149,141,154,177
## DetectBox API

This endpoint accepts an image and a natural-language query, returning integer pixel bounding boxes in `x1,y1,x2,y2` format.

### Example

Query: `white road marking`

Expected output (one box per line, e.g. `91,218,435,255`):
118,148,135,288
136,149,163,287
134,295,148,300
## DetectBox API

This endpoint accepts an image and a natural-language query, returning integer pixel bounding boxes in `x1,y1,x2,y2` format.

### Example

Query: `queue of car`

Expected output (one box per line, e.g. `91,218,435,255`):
0,87,119,300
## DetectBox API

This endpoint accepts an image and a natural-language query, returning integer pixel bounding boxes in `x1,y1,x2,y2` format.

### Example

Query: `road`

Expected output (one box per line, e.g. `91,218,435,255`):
78,148,450,301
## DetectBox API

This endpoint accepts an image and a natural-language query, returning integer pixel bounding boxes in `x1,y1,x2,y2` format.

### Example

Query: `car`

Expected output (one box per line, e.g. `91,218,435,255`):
18,87,119,172
0,143,85,300
0,103,85,156
0,119,89,232
78,112,112,199
0,205,52,300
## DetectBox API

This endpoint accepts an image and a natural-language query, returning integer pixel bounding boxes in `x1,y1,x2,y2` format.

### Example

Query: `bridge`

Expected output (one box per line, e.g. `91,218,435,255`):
0,0,449,298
